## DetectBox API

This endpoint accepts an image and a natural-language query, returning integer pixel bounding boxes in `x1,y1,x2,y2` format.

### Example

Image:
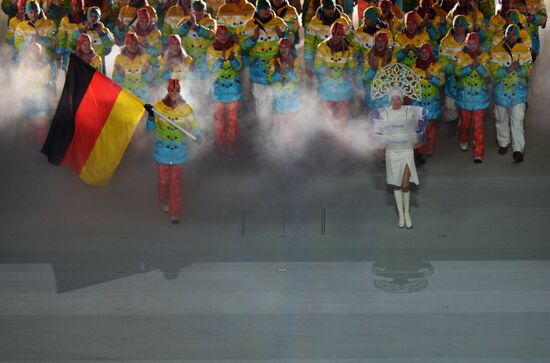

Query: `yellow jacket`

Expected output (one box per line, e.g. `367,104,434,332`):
113,52,153,99
439,31,466,71
89,54,103,70
147,99,201,164
206,0,225,14
393,31,430,67
14,18,57,56
353,27,393,60
56,15,81,56
118,4,158,27
313,40,356,101
445,6,485,33
6,16,23,45
304,12,352,62
489,39,532,106
129,27,163,61
161,4,190,37
216,0,255,36
273,2,301,44
158,52,193,81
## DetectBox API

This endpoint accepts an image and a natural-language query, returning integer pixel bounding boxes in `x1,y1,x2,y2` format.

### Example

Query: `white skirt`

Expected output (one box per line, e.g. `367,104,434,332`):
385,149,419,186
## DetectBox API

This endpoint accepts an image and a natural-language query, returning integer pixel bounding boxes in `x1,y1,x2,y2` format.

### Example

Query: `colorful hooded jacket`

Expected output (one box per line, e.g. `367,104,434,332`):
206,43,243,102
445,4,485,28
512,0,547,56
272,0,301,45
117,3,159,27
353,26,393,62
7,15,24,45
240,13,288,84
177,15,216,79
14,16,57,58
42,0,66,26
393,30,431,67
379,13,403,34
445,6,486,42
302,0,354,25
88,53,103,69
115,3,158,44
129,25,163,68
113,51,153,100
490,23,531,50
489,39,532,107
146,99,203,164
76,46,104,69
216,0,255,36
158,50,193,82
206,0,224,15
487,11,532,49
313,39,356,101
268,56,301,113
161,3,190,42
453,49,490,110
70,24,115,57
304,8,352,63
477,0,495,23
416,9,444,47
489,11,527,37
439,30,466,98
84,0,117,28
412,61,444,119
56,14,83,61
432,2,452,37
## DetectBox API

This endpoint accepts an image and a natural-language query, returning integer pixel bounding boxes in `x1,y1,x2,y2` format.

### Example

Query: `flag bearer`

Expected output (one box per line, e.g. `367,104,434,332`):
145,79,203,224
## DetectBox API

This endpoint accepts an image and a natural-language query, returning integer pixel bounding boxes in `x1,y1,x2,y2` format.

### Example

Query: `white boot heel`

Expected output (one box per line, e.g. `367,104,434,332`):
403,191,413,229
393,190,405,228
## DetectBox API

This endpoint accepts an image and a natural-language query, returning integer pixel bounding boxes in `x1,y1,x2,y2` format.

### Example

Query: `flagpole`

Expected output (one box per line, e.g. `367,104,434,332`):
149,107,198,142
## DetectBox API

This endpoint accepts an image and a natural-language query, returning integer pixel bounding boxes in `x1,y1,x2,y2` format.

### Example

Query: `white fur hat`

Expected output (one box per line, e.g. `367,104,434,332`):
388,87,404,100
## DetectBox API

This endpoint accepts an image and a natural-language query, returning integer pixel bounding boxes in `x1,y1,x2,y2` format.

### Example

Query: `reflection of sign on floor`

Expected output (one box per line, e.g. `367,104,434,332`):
238,207,331,239
237,206,382,240
372,259,434,293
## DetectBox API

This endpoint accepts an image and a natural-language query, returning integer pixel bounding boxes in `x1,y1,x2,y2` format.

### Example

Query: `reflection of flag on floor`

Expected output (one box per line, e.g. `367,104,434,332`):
41,54,145,186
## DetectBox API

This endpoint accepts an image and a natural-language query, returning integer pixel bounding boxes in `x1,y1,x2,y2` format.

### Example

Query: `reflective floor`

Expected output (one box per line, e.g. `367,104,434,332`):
1,11,550,363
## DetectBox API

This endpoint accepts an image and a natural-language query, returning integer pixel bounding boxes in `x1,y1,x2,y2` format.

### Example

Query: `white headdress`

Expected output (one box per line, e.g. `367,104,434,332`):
388,87,404,100
371,63,422,101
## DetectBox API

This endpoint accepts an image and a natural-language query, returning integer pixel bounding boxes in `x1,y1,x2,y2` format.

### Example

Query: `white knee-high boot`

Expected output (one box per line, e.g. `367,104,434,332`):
394,190,405,228
403,191,413,229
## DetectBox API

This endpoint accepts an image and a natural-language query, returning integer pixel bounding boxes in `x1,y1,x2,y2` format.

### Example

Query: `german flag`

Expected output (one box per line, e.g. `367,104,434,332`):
42,54,145,186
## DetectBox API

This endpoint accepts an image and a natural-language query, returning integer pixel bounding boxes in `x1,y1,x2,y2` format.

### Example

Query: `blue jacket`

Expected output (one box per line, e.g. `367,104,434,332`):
268,57,301,113
146,100,203,164
313,41,356,101
240,15,288,85
207,43,242,103
489,41,532,107
454,51,491,110
412,63,445,120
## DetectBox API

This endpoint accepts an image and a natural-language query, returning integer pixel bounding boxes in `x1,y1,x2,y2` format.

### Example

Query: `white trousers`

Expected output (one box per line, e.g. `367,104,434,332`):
494,104,526,152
